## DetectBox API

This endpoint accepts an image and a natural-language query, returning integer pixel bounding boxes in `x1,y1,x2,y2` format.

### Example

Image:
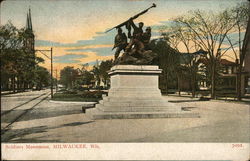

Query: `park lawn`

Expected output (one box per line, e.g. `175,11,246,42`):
52,93,101,102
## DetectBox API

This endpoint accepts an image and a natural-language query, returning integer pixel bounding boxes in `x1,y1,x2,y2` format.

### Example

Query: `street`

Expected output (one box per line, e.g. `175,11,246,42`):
1,90,250,142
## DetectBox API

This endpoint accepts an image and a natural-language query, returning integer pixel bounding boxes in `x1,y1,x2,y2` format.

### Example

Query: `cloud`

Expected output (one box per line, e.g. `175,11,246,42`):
53,54,88,64
84,60,99,66
150,20,177,30
35,20,182,64
66,47,113,56
35,30,116,47
222,32,245,46
35,40,63,47
35,21,165,48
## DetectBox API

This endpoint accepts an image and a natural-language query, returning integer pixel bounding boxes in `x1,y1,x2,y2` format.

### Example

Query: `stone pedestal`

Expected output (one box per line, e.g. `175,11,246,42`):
86,65,199,119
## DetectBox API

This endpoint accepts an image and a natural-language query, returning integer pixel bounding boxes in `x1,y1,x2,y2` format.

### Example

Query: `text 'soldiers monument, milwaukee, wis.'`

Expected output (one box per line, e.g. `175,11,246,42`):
86,3,199,119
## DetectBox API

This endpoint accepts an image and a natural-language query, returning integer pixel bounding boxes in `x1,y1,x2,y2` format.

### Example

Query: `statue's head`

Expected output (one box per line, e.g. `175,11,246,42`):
117,28,122,34
139,22,144,28
146,27,151,33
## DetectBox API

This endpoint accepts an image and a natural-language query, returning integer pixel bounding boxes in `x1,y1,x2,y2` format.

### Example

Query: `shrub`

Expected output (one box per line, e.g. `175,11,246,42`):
62,90,77,94
81,90,106,98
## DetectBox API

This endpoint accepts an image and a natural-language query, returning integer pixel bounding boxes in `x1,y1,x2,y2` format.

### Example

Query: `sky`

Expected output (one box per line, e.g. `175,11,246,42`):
0,0,245,75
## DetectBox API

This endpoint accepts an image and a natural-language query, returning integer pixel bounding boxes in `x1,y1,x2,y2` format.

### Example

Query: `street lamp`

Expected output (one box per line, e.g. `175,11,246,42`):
35,47,53,98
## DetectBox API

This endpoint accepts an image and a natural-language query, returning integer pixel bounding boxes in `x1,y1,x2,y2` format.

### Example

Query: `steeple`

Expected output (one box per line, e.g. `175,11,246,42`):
26,7,33,31
24,7,35,53
26,13,29,30
29,8,33,31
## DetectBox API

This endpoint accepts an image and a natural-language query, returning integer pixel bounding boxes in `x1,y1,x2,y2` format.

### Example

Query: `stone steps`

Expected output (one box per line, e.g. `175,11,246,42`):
102,96,165,102
86,65,199,119
99,100,172,107
95,104,179,112
108,93,162,98
87,108,199,120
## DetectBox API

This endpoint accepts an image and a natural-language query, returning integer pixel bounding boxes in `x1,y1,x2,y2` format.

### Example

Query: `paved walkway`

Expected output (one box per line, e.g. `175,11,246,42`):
1,89,50,112
1,93,249,143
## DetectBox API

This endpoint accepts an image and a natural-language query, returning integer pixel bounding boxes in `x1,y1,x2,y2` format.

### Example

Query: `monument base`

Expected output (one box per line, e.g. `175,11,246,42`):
86,65,199,119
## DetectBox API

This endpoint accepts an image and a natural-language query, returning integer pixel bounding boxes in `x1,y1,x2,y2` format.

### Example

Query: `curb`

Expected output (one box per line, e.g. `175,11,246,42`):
49,100,97,104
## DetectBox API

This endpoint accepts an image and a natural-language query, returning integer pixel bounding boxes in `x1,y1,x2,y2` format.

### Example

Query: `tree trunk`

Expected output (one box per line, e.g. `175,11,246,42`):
190,69,196,98
211,62,216,99
22,81,25,91
16,79,19,91
177,74,181,96
163,69,168,95
12,76,16,93
165,70,168,95
237,65,242,101
191,77,195,98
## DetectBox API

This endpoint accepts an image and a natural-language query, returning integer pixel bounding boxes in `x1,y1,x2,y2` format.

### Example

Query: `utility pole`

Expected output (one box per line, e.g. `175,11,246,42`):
35,47,54,98
56,69,58,92
50,47,53,98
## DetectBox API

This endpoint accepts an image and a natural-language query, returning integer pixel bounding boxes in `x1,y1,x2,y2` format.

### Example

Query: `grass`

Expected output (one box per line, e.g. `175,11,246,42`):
52,93,101,102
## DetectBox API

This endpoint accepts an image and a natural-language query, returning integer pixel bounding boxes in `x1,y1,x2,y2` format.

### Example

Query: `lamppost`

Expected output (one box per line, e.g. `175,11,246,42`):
35,47,53,98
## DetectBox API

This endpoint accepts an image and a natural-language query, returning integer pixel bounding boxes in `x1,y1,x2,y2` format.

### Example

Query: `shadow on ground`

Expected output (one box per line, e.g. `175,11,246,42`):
1,107,83,123
2,121,94,142
130,119,249,142
169,98,210,103
2,94,42,97
181,107,197,111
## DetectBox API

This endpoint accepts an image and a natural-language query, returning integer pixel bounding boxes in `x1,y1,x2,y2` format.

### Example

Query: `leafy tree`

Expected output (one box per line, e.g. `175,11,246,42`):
0,22,45,92
149,38,181,94
73,64,95,89
59,66,78,89
81,70,94,87
1,22,21,91
72,60,113,89
90,60,113,88
91,65,101,87
99,59,113,86
33,66,50,90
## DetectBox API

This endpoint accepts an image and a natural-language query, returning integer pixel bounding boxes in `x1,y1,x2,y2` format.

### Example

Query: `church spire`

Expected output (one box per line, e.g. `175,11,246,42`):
26,7,33,31
29,7,33,31
24,7,35,53
26,12,30,30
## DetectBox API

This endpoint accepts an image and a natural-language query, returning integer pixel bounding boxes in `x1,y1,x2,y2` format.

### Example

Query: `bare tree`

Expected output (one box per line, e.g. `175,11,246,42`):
225,2,249,100
161,19,206,97
168,9,240,98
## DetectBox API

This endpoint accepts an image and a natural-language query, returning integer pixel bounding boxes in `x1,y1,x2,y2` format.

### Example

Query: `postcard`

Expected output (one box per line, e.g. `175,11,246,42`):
1,0,249,160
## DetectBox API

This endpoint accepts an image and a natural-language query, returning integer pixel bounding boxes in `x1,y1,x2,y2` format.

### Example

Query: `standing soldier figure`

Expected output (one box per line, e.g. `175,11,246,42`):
113,28,127,60
125,19,145,54
142,27,151,50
